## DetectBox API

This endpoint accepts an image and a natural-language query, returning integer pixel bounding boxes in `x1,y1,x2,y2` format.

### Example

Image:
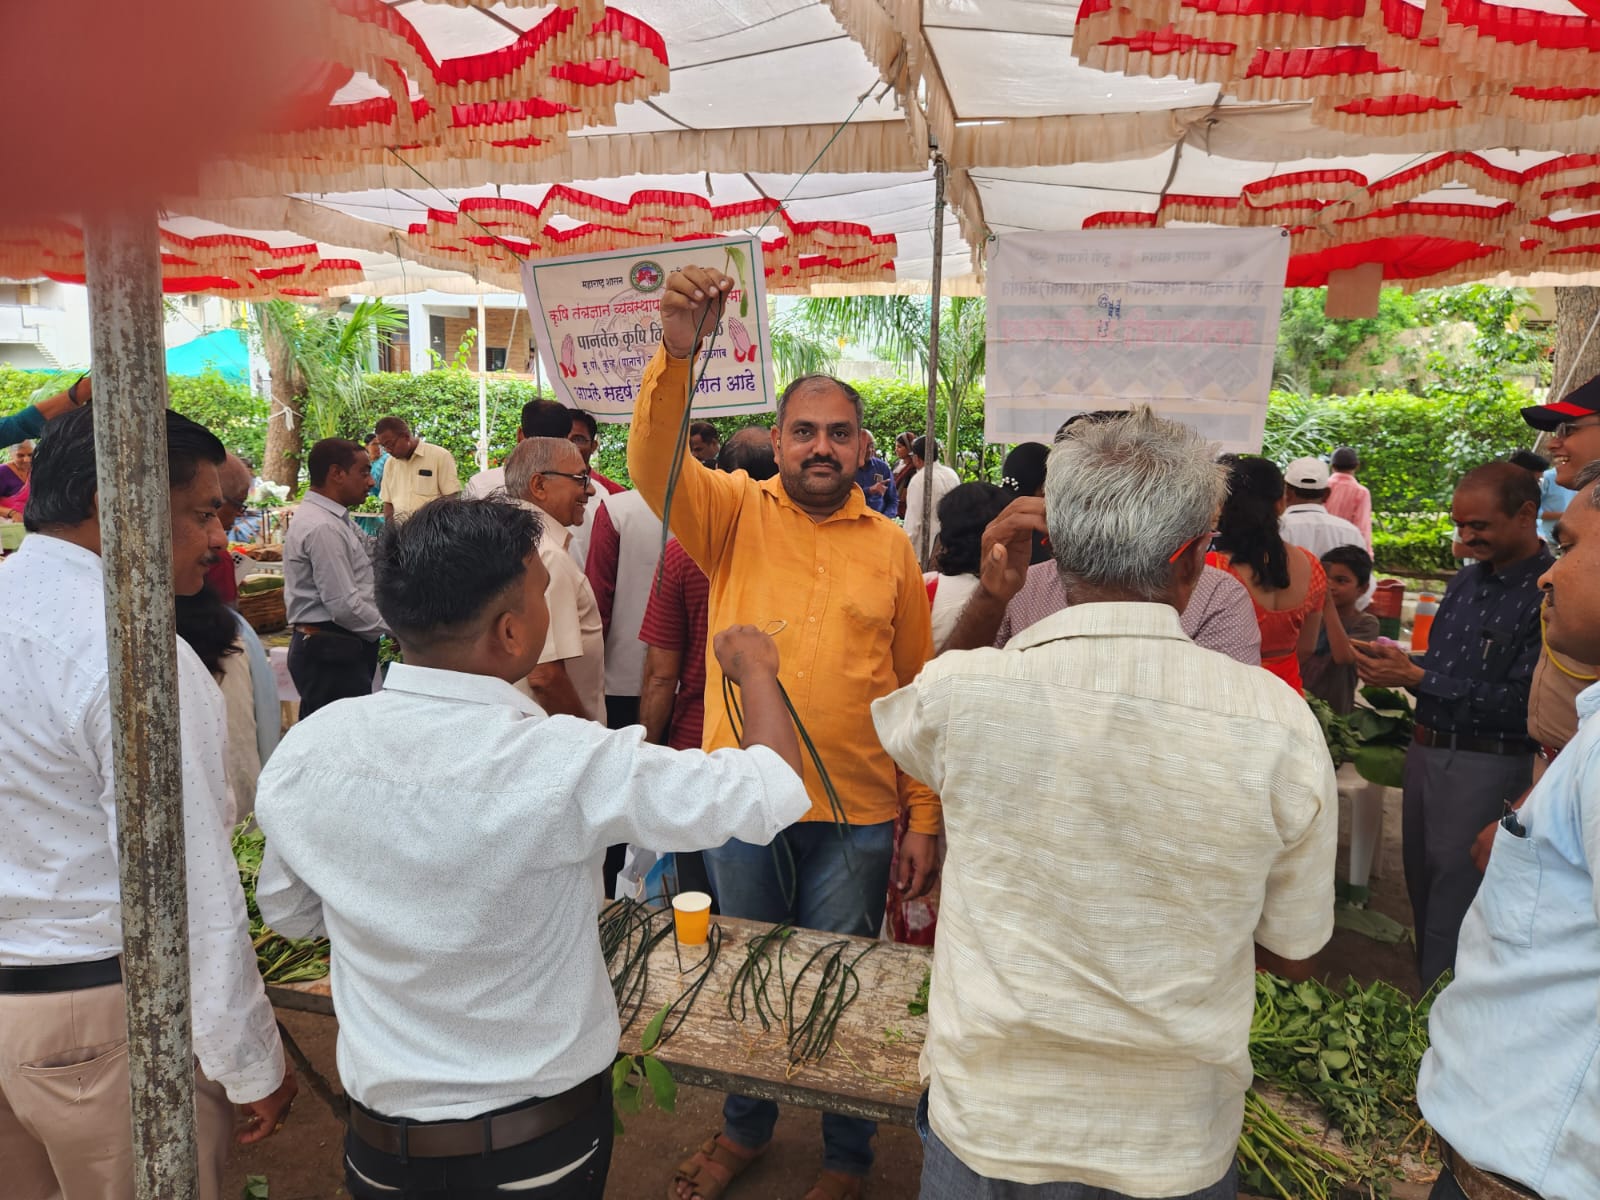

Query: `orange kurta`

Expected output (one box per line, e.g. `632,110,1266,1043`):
628,348,941,835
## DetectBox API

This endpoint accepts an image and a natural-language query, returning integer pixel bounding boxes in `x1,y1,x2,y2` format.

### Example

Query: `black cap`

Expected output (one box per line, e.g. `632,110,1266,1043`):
1523,373,1600,432
1331,447,1359,470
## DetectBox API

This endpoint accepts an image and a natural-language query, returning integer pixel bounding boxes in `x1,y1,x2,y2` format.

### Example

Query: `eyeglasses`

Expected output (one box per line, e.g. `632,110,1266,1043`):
1552,417,1600,440
540,470,592,486
1169,530,1220,563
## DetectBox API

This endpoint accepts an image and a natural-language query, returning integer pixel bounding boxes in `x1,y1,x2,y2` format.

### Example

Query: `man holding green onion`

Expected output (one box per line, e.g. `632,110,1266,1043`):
254,497,810,1200
635,266,940,1200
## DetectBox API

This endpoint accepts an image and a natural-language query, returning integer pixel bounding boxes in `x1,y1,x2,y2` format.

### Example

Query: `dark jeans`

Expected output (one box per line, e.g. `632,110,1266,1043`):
601,695,642,896
704,820,895,1176
288,626,379,720
343,1085,613,1200
1402,743,1532,988
915,1093,1239,1200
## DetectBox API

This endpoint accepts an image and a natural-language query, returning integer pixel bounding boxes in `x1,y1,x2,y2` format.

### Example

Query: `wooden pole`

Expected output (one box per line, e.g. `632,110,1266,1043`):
918,152,947,570
84,205,200,1200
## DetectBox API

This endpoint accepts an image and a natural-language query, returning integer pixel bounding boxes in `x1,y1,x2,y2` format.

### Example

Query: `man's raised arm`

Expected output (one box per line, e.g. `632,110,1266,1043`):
627,267,746,572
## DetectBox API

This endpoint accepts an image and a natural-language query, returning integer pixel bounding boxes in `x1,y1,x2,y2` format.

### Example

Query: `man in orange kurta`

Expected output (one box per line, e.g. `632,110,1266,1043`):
631,266,939,1200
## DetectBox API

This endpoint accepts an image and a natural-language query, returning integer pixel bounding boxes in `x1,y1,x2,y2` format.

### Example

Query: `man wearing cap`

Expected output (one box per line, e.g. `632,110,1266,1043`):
1517,375,1600,778
1281,458,1367,561
1325,447,1372,550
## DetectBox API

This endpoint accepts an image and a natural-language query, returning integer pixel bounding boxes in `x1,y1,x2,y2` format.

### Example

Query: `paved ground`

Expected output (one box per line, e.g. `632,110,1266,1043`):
225,784,1420,1200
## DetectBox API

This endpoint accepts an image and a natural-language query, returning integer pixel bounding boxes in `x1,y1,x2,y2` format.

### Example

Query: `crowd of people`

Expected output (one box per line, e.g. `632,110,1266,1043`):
0,268,1597,1200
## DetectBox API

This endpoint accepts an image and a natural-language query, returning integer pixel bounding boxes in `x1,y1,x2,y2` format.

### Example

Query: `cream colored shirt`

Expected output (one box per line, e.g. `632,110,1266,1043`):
379,440,460,515
872,602,1337,1193
532,503,606,723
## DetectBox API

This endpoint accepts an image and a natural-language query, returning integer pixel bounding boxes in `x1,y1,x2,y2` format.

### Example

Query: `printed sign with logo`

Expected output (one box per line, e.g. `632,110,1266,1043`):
985,229,1289,452
522,235,775,422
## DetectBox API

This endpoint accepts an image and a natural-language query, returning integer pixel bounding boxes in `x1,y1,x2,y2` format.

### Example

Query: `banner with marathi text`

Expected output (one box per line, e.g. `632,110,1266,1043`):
521,235,775,422
985,229,1289,452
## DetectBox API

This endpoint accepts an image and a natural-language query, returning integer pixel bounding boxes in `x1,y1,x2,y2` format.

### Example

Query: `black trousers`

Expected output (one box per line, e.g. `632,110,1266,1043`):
288,626,380,720
601,695,641,897
343,1082,614,1200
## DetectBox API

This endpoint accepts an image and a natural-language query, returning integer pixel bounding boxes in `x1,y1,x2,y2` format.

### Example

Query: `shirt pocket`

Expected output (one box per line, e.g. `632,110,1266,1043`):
1476,825,1541,947
837,570,896,667
1476,619,1523,681
412,467,440,497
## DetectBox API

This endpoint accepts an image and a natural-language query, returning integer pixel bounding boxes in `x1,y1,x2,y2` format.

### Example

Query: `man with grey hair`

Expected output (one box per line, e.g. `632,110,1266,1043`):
873,406,1336,1200
504,436,604,723
205,453,257,604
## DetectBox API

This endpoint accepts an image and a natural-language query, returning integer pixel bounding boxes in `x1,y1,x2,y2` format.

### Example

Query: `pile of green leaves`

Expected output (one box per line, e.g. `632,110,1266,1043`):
1307,695,1359,768
1243,973,1441,1198
1305,687,1416,788
1344,688,1416,789
232,827,330,985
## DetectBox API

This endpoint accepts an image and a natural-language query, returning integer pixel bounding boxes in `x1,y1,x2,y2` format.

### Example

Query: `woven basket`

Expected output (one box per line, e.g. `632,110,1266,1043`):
238,587,287,634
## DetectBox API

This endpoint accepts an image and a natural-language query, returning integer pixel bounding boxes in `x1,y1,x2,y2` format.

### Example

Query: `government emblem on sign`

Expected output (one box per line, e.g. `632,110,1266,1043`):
630,261,665,293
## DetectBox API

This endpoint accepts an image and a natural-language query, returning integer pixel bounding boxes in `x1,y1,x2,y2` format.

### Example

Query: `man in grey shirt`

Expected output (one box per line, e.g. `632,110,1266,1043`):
285,438,384,717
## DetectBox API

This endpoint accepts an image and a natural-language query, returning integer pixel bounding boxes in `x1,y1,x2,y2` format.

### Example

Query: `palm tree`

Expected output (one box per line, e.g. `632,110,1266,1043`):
797,295,987,466
252,298,405,486
767,305,840,381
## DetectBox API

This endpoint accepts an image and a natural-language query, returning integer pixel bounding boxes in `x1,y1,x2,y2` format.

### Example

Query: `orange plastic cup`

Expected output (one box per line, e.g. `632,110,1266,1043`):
671,892,712,946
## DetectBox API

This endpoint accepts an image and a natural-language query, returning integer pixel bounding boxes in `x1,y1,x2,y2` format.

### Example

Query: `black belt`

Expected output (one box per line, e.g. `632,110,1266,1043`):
0,956,121,994
294,622,365,639
1414,725,1535,757
348,1072,606,1159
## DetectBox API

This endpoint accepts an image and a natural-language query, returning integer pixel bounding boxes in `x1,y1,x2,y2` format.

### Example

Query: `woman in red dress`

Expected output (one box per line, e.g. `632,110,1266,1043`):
1210,455,1325,691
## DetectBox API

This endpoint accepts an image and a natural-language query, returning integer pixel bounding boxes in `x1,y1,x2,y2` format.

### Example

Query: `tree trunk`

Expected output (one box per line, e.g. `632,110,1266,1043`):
944,388,960,468
261,323,304,488
1551,285,1600,402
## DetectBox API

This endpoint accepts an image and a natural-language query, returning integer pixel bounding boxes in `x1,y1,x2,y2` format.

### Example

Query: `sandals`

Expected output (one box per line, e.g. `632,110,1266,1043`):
804,1171,867,1200
668,1133,768,1200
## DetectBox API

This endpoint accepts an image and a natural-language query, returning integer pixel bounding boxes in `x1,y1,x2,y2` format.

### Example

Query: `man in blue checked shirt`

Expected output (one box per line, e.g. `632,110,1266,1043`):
1415,459,1600,1200
1354,462,1551,989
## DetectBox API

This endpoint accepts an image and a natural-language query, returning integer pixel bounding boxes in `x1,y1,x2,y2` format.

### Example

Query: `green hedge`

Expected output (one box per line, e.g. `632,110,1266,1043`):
1264,378,1534,573
4,362,1535,574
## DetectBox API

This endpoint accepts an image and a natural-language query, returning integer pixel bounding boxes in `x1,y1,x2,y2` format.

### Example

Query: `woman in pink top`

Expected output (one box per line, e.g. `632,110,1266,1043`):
1211,455,1325,691
0,439,32,514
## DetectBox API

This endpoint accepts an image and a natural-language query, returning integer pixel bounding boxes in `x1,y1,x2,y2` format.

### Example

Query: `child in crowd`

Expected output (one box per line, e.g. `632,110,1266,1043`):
1303,544,1381,713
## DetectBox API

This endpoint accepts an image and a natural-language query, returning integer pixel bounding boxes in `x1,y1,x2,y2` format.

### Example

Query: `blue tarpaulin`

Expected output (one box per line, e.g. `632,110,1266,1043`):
166,329,248,383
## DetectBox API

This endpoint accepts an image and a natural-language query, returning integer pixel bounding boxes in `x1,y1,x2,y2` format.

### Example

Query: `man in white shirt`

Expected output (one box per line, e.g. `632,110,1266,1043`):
284,438,384,718
375,415,460,519
873,408,1336,1200
1280,457,1367,559
582,486,664,731
903,434,960,567
463,399,572,500
254,496,809,1200
0,407,296,1200
504,437,606,723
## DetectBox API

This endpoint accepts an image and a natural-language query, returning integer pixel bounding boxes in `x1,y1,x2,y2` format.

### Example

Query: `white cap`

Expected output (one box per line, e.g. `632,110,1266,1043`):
1284,457,1331,490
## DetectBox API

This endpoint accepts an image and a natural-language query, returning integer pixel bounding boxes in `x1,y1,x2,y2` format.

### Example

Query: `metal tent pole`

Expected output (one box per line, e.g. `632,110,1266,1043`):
918,152,947,570
84,207,200,1200
477,295,490,472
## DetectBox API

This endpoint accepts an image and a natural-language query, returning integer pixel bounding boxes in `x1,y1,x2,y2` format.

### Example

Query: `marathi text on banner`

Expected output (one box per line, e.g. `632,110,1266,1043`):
522,237,775,423
984,229,1290,452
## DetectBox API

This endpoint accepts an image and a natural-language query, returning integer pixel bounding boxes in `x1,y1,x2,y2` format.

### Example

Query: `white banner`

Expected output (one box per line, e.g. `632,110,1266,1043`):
521,235,775,422
984,229,1289,452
